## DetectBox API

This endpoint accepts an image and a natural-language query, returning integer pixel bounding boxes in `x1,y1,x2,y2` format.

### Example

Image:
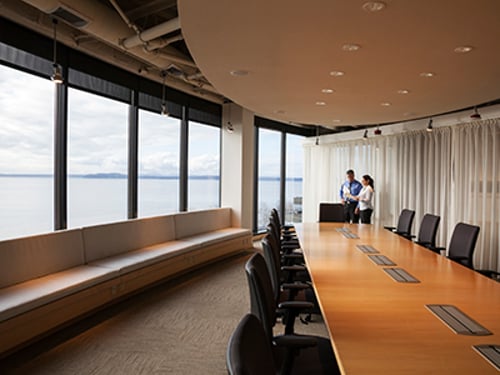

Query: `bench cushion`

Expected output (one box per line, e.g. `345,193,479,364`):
0,229,85,289
174,208,231,239
181,228,251,247
0,265,118,322
83,215,176,263
88,240,199,274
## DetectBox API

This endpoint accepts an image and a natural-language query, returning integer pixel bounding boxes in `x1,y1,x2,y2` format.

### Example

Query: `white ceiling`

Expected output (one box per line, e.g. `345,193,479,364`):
178,0,500,128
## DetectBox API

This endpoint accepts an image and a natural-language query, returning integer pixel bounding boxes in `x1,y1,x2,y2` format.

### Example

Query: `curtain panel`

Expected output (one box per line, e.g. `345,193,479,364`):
303,118,500,272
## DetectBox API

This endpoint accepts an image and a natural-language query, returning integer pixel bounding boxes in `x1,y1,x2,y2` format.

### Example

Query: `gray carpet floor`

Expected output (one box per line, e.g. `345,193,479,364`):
1,248,329,375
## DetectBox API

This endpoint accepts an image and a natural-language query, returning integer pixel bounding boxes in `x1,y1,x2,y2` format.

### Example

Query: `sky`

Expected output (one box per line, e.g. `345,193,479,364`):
0,63,303,177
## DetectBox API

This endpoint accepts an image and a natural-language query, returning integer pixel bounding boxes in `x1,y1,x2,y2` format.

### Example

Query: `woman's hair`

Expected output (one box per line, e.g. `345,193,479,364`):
362,174,374,190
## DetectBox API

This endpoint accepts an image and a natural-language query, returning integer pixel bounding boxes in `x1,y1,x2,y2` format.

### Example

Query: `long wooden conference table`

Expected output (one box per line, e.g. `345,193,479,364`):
295,222,500,374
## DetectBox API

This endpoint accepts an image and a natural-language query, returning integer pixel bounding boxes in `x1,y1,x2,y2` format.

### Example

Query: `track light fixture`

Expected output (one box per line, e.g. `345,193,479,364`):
160,71,169,116
363,129,368,140
315,126,320,145
51,19,63,84
426,118,433,132
470,106,481,120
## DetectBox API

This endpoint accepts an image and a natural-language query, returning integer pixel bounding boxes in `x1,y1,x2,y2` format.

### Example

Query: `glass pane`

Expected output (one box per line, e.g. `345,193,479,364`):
188,122,220,210
257,128,281,231
285,134,304,224
138,110,180,216
0,64,54,239
68,88,128,227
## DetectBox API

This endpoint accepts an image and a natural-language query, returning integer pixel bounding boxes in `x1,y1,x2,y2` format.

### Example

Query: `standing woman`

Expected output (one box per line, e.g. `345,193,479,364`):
354,175,374,224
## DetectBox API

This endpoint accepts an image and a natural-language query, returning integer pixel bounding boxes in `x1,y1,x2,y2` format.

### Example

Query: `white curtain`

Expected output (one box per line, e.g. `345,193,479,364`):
303,118,500,272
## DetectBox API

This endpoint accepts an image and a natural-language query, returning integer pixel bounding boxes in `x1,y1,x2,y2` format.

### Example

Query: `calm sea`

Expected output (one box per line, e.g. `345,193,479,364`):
0,176,302,239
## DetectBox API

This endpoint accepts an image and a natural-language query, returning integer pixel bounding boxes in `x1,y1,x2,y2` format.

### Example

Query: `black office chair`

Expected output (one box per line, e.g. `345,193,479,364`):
227,314,276,375
413,214,440,249
436,222,480,269
271,207,295,233
244,254,341,375
318,203,344,222
262,235,319,322
384,209,415,237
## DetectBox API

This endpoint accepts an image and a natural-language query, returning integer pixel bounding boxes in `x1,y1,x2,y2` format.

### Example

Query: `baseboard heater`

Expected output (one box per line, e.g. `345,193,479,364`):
426,304,492,336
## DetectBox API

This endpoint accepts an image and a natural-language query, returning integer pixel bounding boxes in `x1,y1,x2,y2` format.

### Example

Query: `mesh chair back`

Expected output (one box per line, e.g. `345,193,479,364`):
270,208,281,227
397,209,415,234
227,314,276,375
245,253,278,343
417,214,440,247
319,203,344,222
448,223,480,269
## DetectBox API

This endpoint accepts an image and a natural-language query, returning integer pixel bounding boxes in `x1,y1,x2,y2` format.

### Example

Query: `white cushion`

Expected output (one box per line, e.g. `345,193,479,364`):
0,229,85,289
89,240,199,274
0,265,118,322
174,208,231,239
83,215,176,263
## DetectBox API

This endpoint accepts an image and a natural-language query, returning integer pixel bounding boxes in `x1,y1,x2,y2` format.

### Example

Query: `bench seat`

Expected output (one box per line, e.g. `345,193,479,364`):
0,265,119,322
180,228,251,247
89,240,199,274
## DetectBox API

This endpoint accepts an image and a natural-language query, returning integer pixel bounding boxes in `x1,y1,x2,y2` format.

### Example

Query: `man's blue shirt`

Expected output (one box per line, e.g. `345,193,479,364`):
340,180,363,203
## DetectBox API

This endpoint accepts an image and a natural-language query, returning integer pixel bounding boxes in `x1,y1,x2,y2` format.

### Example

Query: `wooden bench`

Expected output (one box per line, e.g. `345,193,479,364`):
0,208,252,356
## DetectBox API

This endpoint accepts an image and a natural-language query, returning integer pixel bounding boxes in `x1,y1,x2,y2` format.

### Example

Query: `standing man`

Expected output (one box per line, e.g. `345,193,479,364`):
340,169,362,223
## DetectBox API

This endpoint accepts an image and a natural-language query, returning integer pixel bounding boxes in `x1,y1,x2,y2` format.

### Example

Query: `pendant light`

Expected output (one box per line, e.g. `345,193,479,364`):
426,118,433,132
160,71,169,116
51,18,63,84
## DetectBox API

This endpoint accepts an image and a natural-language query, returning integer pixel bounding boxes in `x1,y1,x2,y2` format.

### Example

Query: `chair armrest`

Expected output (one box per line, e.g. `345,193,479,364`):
282,265,306,272
282,282,309,290
278,301,314,311
273,334,317,349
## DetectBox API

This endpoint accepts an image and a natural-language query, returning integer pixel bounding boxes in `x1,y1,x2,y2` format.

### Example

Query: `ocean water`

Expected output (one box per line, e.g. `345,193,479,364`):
0,176,302,239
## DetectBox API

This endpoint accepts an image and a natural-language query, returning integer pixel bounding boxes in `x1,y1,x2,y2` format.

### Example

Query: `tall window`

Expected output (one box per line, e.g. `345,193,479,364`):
188,121,220,210
285,134,304,224
138,110,180,217
68,88,128,227
0,64,54,239
257,128,282,231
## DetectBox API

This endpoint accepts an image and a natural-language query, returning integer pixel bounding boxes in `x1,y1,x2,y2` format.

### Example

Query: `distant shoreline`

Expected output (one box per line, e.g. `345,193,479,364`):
0,174,302,181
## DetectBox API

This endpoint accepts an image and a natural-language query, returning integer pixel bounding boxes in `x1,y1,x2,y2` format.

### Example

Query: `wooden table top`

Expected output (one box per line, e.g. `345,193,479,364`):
295,222,500,374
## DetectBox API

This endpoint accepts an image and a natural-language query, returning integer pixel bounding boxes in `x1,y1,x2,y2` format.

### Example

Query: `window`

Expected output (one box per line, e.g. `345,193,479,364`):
285,134,304,224
0,64,54,239
138,110,180,216
68,88,128,227
257,128,282,231
188,121,220,210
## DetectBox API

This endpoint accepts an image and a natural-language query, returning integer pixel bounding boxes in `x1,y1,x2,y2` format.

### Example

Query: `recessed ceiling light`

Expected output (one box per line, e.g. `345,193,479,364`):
397,89,410,94
332,119,341,123
230,69,249,76
274,110,285,114
321,88,335,94
362,1,386,12
380,102,391,106
329,70,345,77
419,72,435,78
342,44,361,52
315,101,327,106
454,45,473,53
